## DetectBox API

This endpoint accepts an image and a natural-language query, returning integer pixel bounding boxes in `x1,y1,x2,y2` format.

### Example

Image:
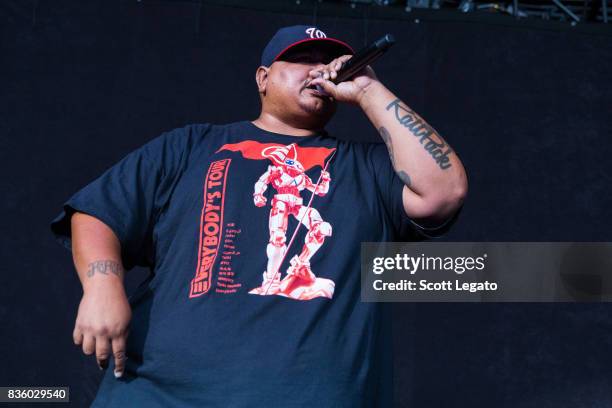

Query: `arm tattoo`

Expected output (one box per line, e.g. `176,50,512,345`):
86,260,124,279
378,126,396,168
397,170,412,187
386,98,453,170
378,126,412,188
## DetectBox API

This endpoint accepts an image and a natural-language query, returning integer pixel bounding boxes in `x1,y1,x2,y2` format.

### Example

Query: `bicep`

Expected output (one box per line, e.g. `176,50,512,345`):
71,212,122,267
72,212,120,241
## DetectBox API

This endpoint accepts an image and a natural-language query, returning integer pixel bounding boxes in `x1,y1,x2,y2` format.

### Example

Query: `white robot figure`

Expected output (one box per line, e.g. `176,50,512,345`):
248,143,335,299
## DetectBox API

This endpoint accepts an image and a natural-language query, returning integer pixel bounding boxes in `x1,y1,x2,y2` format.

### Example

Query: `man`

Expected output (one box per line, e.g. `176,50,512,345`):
51,25,466,407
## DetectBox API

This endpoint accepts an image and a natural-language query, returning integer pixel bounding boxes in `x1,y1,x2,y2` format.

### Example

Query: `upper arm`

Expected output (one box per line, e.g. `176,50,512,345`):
71,212,120,243
71,212,122,266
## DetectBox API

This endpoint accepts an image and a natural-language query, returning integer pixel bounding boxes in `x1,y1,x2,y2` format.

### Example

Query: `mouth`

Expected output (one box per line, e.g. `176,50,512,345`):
303,83,329,98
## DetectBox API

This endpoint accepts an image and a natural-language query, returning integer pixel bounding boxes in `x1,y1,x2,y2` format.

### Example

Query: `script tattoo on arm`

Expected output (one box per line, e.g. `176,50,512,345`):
378,126,412,187
86,260,124,279
386,98,453,170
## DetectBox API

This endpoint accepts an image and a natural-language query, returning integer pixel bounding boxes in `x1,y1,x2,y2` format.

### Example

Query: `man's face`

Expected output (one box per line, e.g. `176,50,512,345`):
260,44,338,125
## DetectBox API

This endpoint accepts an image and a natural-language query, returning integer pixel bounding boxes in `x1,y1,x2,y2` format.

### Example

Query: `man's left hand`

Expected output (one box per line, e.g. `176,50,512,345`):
307,55,379,106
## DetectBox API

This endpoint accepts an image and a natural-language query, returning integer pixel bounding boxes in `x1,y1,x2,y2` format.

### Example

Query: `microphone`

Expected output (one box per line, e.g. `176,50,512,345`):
333,34,395,84
313,34,395,95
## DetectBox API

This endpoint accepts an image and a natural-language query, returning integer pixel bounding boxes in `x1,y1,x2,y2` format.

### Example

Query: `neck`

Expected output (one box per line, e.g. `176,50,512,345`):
252,112,325,137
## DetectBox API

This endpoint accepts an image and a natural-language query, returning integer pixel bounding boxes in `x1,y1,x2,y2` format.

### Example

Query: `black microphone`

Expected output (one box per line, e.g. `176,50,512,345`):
333,34,395,84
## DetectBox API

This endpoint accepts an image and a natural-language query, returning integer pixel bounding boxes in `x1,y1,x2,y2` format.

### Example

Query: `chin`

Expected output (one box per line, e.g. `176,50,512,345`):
299,99,336,120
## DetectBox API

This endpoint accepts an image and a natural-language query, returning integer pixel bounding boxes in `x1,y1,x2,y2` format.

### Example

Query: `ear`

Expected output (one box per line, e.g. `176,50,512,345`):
255,66,269,95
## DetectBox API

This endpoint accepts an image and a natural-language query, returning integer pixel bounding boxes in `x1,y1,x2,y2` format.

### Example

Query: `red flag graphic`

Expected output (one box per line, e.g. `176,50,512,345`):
217,140,335,171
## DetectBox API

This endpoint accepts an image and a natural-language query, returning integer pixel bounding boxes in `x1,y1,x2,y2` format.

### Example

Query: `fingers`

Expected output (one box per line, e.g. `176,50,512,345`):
336,54,353,63
326,54,352,76
73,326,83,346
330,55,350,74
112,336,127,378
325,54,351,70
310,76,334,92
96,336,111,370
82,333,95,356
308,56,347,81
309,68,334,82
73,325,127,378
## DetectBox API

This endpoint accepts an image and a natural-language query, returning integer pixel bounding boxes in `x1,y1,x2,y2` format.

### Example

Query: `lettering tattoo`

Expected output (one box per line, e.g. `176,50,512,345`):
386,98,453,170
378,126,412,188
86,260,123,279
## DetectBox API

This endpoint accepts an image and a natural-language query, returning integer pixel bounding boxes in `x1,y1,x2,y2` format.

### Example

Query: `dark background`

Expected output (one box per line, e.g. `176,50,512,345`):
1,0,611,407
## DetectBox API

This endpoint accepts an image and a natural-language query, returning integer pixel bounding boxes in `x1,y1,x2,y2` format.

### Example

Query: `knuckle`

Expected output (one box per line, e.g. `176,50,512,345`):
113,324,129,337
94,327,109,337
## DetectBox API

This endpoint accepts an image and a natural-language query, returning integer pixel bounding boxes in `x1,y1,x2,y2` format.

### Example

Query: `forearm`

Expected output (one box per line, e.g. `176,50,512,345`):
71,212,126,293
358,82,467,216
71,212,131,377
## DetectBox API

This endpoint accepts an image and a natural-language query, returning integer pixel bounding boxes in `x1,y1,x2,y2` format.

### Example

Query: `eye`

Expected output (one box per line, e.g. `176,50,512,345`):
286,160,294,165
281,51,332,65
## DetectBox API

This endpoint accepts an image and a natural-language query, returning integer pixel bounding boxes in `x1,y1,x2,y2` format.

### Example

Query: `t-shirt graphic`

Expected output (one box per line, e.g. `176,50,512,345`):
216,140,336,300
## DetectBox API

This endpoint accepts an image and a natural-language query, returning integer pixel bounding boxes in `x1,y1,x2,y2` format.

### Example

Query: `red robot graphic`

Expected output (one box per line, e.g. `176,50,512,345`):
248,143,335,300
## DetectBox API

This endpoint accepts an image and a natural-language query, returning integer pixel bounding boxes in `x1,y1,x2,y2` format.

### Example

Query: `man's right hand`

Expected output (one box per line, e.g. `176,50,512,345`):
71,213,132,378
73,279,131,378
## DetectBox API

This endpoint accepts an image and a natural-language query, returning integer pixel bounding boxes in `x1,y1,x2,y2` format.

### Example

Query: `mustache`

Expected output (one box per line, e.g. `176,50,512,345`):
302,71,324,90
302,78,313,90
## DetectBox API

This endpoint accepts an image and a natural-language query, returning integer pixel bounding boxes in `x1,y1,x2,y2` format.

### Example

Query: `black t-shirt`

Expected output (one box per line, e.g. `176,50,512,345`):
51,121,430,407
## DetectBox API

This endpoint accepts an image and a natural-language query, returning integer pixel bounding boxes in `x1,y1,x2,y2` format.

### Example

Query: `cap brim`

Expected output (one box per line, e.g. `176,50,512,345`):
272,38,354,64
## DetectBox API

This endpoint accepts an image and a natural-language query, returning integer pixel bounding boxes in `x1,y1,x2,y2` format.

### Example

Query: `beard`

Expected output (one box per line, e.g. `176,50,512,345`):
297,92,336,120
264,88,337,128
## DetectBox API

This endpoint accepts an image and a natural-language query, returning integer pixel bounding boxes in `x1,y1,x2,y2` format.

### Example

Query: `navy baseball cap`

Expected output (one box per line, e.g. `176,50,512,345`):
260,25,354,67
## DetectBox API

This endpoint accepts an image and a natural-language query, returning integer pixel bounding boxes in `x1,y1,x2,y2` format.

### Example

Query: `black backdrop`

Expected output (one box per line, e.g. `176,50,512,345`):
2,1,612,407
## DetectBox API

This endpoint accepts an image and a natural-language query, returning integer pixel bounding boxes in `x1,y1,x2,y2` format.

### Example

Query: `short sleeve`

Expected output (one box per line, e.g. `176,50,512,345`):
368,143,460,240
50,124,210,269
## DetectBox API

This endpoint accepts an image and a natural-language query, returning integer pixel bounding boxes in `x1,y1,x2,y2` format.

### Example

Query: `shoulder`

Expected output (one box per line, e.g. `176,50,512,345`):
327,137,381,155
146,123,210,144
162,123,214,142
336,139,388,164
333,137,382,151
162,121,247,141
136,123,216,163
156,121,241,147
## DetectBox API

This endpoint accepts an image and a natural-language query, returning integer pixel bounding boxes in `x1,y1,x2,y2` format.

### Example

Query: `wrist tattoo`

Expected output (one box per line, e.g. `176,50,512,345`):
378,126,412,188
386,98,453,170
87,260,123,279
